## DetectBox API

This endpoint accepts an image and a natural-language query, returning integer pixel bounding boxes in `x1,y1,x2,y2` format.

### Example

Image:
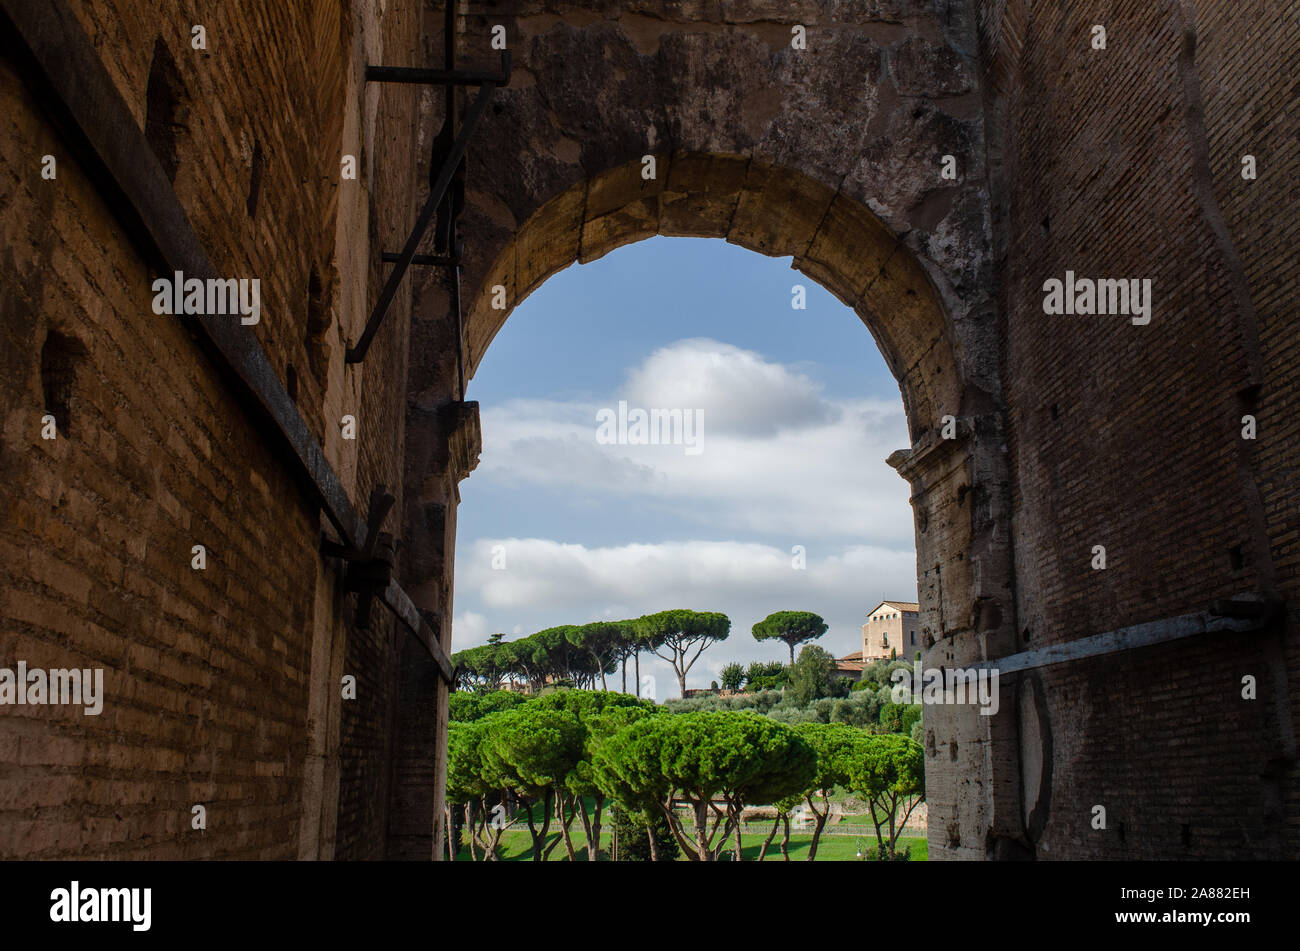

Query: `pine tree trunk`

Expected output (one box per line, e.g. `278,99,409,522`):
464,803,479,861
588,795,604,861
888,795,897,853
532,790,554,861
758,815,781,861
575,795,596,861
484,804,506,861
808,812,827,861
524,799,541,860
558,793,578,861
693,799,710,861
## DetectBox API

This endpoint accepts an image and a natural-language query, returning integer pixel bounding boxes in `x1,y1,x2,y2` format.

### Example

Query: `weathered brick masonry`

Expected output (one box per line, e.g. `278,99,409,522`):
0,0,1295,861
977,0,1297,858
1,0,435,858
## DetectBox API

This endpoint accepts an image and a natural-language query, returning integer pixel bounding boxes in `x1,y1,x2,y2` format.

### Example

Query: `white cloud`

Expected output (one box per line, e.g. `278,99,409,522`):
451,611,489,645
623,338,838,436
475,340,914,543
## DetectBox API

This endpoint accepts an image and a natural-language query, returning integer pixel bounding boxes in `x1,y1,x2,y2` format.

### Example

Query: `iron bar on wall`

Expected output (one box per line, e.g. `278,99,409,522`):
346,48,510,366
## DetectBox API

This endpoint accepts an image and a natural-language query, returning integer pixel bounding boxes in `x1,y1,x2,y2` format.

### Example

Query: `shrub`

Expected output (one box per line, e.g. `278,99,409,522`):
448,689,528,722
900,704,923,736
663,689,784,715
744,661,789,692
611,803,680,862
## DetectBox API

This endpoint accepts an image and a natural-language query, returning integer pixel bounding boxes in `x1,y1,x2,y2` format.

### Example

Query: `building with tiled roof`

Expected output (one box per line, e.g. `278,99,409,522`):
861,600,921,662
832,649,866,682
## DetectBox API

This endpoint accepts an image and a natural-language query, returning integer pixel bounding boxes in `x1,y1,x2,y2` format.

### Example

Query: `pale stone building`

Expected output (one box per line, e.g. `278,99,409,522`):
862,601,921,662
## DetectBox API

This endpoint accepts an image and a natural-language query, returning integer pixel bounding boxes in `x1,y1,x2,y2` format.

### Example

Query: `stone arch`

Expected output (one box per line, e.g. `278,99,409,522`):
463,153,962,442
402,155,1021,861
396,1,1022,861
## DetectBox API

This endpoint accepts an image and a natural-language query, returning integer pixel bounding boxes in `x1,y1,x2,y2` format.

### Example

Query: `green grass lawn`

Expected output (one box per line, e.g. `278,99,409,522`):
451,824,927,862
451,796,926,861
746,833,928,862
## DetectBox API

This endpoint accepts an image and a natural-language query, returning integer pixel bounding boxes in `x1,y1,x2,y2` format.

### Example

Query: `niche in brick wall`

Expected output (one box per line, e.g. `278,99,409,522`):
40,331,87,438
305,263,333,388
246,140,264,218
145,37,190,183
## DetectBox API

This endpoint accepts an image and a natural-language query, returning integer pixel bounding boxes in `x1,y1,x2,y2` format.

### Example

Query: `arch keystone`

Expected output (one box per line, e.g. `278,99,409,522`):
659,151,750,236
728,159,837,257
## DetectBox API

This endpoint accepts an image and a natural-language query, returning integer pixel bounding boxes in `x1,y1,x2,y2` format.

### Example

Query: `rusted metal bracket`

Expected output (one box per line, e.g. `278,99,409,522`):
364,59,511,88
346,52,510,365
344,533,396,630
321,486,396,628
381,249,461,267
318,487,455,683
321,486,395,562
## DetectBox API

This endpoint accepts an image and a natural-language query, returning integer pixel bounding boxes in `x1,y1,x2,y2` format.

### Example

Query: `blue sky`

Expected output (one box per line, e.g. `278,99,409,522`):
452,236,918,697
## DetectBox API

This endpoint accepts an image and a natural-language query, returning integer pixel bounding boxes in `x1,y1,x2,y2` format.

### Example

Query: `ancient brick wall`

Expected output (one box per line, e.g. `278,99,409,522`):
979,0,1297,857
0,0,430,858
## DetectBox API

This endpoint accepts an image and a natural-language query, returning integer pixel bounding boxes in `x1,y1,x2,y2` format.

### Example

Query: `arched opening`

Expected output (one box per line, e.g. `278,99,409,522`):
450,233,926,859
399,154,1021,861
